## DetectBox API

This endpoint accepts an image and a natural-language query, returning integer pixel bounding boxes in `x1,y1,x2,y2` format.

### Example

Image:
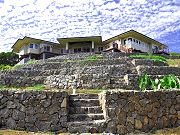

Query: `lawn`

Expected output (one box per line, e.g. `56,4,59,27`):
129,54,167,63
167,59,180,67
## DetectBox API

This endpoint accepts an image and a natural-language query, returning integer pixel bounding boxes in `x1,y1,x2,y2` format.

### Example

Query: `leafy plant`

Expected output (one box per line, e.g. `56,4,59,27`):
138,73,180,91
138,73,152,91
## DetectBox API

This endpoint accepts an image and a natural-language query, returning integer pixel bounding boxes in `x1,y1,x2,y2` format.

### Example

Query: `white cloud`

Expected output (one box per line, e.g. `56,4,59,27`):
0,0,180,52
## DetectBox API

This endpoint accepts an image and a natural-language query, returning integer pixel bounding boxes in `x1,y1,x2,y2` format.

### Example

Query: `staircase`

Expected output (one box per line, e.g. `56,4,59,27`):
68,94,106,133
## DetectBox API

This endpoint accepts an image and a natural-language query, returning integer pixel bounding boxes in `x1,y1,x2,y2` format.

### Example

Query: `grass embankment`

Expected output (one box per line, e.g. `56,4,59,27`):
129,54,167,63
0,84,104,94
0,84,45,91
167,59,180,67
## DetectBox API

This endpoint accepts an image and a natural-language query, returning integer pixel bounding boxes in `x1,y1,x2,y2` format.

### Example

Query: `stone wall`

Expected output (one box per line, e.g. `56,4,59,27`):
103,90,180,134
0,90,69,132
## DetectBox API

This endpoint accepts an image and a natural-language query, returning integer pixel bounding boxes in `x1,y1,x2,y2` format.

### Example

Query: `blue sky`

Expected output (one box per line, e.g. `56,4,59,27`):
0,0,180,53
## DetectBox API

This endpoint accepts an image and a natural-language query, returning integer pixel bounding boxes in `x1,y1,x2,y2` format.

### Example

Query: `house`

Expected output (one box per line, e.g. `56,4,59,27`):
102,30,169,54
12,30,169,64
12,37,61,64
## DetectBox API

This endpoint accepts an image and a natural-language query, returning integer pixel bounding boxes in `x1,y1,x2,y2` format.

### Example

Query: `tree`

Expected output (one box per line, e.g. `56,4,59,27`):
0,52,19,66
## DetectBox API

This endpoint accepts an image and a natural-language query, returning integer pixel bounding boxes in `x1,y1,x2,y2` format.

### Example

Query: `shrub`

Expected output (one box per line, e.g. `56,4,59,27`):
170,52,180,56
138,73,180,91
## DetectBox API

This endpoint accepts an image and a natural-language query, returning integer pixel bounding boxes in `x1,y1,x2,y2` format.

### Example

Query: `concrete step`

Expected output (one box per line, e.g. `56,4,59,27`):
69,106,103,114
69,94,99,100
69,99,100,107
68,114,104,121
136,65,180,76
68,120,106,133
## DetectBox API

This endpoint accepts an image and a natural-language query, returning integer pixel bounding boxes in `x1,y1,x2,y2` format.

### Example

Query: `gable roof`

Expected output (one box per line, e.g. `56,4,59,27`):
102,30,168,49
12,36,60,53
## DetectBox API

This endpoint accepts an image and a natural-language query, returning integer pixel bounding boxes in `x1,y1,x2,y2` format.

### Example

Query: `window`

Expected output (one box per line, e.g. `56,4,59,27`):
133,39,136,42
98,47,103,52
124,40,126,45
136,40,138,43
29,44,33,48
128,38,132,41
35,44,38,49
139,41,141,44
83,47,90,52
74,48,81,53
44,46,51,52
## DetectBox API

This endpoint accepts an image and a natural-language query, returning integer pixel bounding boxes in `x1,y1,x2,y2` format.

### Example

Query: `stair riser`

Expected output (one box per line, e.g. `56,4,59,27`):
69,107,103,114
69,100,100,107
68,115,104,121
69,94,99,100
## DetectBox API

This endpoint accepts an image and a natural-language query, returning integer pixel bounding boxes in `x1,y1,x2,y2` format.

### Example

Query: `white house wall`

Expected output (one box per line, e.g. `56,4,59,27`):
107,37,152,53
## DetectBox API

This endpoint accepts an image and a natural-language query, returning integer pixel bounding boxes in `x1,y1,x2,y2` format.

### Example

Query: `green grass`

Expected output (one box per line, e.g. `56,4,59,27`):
129,54,167,63
0,64,13,70
0,84,45,91
167,59,180,67
26,84,45,91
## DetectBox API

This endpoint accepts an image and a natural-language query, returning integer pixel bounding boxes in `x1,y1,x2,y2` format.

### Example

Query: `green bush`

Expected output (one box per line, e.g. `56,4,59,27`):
138,73,180,91
170,52,180,56
129,54,167,63
0,64,13,70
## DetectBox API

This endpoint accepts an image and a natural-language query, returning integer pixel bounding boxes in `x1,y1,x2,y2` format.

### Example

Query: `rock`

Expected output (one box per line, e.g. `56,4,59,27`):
61,98,67,108
135,119,143,130
106,120,117,133
170,106,176,114
6,118,16,129
116,124,126,134
12,109,25,120
143,116,148,126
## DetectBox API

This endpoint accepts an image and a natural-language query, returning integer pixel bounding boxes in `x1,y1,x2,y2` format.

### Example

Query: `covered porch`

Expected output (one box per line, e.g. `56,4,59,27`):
57,36,103,54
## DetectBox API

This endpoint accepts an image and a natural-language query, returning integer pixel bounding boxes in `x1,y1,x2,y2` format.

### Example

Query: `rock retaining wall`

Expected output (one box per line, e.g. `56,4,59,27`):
0,90,69,132
103,90,180,134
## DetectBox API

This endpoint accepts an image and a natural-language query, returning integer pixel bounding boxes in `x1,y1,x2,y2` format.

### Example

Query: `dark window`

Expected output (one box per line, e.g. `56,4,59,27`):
83,48,90,52
136,40,138,43
98,47,103,51
112,42,118,48
133,39,136,42
35,44,38,49
44,46,50,52
29,44,33,48
128,38,132,41
124,40,126,45
139,41,141,44
74,48,81,53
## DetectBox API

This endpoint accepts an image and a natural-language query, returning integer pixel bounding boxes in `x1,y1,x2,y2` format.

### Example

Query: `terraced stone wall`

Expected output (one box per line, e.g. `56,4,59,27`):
0,90,69,132
103,90,180,134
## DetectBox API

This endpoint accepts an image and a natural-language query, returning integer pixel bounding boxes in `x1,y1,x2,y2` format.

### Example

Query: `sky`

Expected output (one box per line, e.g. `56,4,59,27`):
0,0,180,53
